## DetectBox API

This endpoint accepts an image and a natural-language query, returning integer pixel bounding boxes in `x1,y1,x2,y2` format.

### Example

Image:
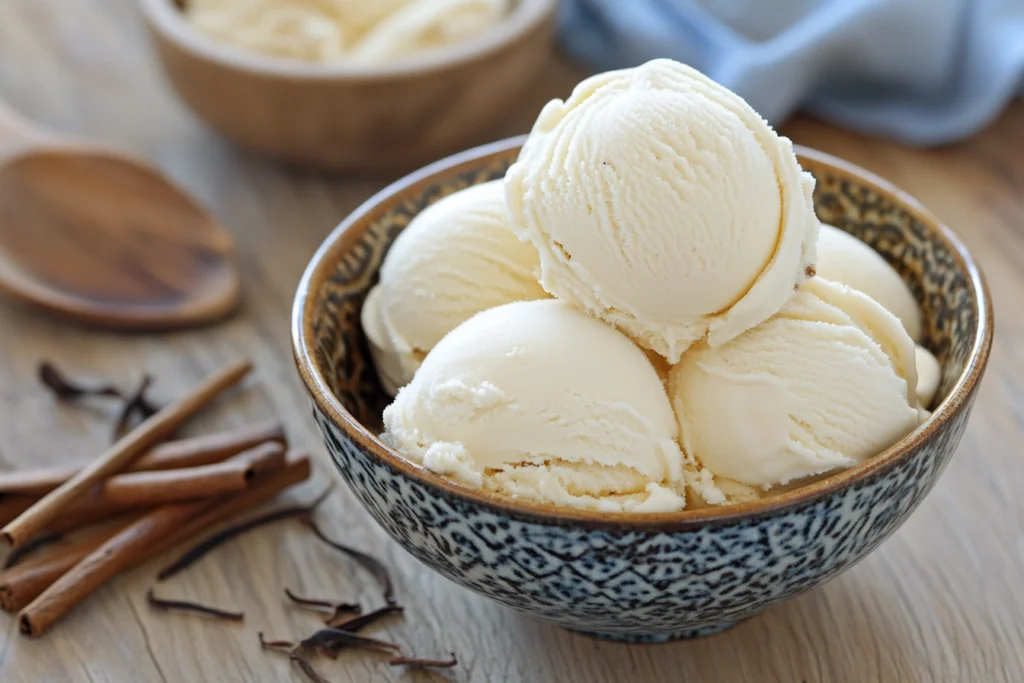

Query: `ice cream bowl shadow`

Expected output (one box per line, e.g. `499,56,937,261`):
292,136,992,642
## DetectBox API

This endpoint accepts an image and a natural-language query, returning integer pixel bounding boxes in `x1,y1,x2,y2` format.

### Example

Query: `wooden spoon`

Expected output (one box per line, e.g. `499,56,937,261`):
0,98,239,329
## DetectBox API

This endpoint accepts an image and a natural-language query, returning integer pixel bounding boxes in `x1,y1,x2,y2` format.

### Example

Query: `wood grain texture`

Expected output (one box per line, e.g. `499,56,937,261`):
0,0,1021,679
0,116,241,329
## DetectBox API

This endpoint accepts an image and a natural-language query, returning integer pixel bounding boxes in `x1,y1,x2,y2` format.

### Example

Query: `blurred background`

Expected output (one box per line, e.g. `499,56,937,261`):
5,0,1023,176
563,0,1024,145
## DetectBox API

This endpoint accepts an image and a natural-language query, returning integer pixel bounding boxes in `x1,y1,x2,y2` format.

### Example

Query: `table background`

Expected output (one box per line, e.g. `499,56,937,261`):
0,1,1022,681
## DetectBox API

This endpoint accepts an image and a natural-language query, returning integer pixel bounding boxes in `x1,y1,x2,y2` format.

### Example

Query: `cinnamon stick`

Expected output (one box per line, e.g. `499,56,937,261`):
19,499,216,636
43,506,143,536
0,497,34,527
154,451,310,554
2,452,310,618
0,420,285,498
0,526,125,612
2,360,252,548
131,419,285,472
2,494,137,536
3,532,64,570
35,442,284,535
94,442,285,507
8,439,278,535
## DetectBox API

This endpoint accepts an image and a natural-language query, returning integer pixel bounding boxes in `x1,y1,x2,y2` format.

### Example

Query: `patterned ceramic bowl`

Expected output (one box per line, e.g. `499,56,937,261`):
292,137,992,642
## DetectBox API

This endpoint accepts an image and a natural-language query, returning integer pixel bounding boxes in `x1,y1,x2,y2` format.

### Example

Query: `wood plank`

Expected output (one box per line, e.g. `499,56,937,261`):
0,1,1021,681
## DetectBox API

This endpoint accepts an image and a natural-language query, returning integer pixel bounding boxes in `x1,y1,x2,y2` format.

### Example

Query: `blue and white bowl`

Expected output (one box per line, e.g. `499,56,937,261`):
292,137,992,642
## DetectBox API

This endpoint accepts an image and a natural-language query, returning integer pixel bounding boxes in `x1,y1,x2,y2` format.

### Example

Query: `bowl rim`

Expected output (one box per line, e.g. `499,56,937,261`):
291,135,994,531
139,0,557,80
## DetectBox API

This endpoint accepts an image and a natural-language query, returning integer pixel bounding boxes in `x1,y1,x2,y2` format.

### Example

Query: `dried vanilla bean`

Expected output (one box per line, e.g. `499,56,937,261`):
284,587,360,623
157,485,333,580
326,604,403,631
389,653,458,669
146,588,243,622
306,519,396,606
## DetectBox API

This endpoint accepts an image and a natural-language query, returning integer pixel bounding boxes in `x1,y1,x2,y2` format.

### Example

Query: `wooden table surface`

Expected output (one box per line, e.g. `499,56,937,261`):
1,1,1022,681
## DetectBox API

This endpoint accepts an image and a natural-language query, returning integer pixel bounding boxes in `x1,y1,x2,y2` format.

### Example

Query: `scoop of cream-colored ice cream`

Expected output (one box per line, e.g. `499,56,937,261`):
505,58,819,363
915,345,941,408
350,0,508,62
816,224,923,342
361,181,547,394
382,300,688,512
669,278,923,504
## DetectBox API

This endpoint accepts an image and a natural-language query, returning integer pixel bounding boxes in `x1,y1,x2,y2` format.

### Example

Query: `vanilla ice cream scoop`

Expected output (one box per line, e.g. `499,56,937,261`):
816,224,923,341
505,58,819,363
382,300,688,512
361,180,547,394
669,278,923,502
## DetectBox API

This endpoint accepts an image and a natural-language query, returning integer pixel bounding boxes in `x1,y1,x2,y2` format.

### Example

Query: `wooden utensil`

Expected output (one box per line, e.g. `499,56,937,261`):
0,98,239,328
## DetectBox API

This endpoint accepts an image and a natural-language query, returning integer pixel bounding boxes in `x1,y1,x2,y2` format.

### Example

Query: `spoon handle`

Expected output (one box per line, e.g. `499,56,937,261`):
0,98,48,158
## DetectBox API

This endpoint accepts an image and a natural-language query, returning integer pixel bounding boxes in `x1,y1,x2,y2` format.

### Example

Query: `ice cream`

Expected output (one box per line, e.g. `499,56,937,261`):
504,58,819,363
367,60,935,514
643,348,672,385
362,180,547,394
185,0,507,64
339,0,417,38
669,278,923,503
816,224,923,342
915,345,941,408
351,0,508,63
382,300,688,512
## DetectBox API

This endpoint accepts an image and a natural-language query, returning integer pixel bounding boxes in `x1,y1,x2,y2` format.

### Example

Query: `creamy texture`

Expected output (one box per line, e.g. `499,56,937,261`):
351,0,508,62
361,285,412,396
915,345,941,408
361,180,547,394
382,300,688,512
505,58,819,363
670,278,923,499
185,0,507,63
816,224,923,341
643,347,672,386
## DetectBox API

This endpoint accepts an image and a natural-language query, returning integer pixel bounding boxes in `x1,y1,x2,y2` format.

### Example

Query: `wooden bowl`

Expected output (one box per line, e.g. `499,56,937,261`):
139,0,557,171
292,137,993,641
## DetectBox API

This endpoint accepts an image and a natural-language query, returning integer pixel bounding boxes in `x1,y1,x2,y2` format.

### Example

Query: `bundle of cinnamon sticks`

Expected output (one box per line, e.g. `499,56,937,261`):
0,359,312,636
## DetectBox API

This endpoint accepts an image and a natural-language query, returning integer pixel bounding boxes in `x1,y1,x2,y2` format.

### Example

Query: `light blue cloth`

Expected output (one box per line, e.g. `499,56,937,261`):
560,0,1024,144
